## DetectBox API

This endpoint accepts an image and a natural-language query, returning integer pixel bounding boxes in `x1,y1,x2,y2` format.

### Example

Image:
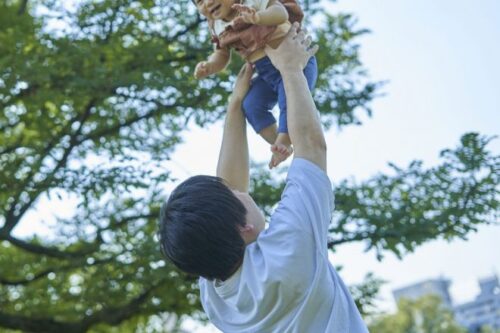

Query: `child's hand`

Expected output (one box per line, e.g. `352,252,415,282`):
194,61,213,79
232,4,260,24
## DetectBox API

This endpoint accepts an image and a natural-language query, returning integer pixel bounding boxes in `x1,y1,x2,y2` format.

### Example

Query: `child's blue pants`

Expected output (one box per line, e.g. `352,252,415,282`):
242,56,318,134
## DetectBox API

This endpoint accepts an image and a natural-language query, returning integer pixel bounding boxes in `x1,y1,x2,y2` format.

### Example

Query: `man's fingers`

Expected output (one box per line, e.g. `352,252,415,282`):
287,22,300,39
295,30,306,43
308,44,319,57
302,35,312,47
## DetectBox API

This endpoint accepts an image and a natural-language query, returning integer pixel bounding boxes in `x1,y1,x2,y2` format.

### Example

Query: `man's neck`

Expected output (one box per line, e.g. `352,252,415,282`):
221,256,243,282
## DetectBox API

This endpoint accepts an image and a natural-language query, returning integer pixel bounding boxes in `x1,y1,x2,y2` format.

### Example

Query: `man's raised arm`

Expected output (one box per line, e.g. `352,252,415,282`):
216,63,254,192
265,23,326,171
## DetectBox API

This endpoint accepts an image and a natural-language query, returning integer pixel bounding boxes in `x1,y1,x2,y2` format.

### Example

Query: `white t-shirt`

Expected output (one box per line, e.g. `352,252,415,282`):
199,158,368,333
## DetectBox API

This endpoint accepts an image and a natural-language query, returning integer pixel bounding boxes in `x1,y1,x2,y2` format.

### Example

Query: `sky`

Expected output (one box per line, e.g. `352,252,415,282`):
322,0,500,305
14,0,499,331
172,0,500,330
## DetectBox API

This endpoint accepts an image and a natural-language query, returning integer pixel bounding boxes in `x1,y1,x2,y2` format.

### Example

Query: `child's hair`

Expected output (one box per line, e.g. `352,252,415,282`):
158,175,247,281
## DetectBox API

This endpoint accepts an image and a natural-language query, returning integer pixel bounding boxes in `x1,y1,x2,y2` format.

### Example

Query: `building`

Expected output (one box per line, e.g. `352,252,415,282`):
392,275,500,332
454,275,500,332
393,277,453,307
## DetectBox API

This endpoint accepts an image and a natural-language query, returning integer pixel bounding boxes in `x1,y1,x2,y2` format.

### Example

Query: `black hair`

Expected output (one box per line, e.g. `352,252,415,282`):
158,175,247,281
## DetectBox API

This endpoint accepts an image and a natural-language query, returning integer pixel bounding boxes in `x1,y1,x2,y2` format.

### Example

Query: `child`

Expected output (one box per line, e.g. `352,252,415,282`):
193,0,318,168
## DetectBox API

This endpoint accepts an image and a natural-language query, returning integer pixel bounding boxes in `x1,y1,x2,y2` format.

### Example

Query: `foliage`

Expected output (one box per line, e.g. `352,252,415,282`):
0,0,379,330
349,273,385,317
476,326,500,333
369,295,468,333
0,0,498,332
249,162,286,217
330,133,499,259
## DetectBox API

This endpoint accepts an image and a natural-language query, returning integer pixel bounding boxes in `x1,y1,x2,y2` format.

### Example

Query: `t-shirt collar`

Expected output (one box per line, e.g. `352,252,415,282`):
214,264,242,298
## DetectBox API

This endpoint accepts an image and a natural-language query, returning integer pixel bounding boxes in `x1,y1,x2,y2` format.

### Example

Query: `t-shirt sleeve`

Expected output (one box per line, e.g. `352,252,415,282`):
250,158,333,291
263,158,334,252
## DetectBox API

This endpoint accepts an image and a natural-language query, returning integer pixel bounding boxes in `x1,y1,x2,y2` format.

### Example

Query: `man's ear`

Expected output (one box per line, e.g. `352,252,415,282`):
238,223,254,234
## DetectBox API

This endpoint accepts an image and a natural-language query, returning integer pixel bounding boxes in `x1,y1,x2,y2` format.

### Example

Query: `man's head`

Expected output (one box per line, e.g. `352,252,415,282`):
158,175,264,281
193,0,237,21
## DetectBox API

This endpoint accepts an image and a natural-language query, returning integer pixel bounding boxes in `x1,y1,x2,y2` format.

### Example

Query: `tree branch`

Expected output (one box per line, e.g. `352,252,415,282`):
96,213,156,236
0,83,41,111
166,16,204,43
0,312,82,333
76,101,180,145
328,230,401,248
1,234,99,259
0,279,166,332
17,0,28,15
81,279,166,328
0,257,114,286
1,212,154,260
0,279,166,333
0,99,96,236
0,142,26,156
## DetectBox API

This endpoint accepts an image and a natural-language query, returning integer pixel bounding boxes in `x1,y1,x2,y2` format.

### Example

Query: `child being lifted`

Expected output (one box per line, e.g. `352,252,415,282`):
193,0,318,168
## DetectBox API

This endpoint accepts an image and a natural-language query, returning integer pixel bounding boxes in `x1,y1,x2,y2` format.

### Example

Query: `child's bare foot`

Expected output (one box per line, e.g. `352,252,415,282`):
269,144,293,169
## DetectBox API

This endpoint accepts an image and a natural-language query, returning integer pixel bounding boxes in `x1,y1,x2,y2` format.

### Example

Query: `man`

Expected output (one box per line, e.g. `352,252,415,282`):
159,23,368,332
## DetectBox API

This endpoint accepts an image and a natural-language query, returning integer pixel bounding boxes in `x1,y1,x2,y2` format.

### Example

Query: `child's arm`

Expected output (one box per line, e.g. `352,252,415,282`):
194,46,231,79
232,0,289,26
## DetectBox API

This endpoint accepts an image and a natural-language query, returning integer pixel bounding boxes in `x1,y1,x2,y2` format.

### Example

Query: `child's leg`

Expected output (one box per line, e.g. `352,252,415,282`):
242,75,278,143
259,123,278,145
270,56,318,169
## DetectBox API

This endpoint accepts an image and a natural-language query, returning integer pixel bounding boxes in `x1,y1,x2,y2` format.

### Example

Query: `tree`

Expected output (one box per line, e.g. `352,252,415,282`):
369,295,468,333
475,326,500,333
0,0,498,332
349,273,385,317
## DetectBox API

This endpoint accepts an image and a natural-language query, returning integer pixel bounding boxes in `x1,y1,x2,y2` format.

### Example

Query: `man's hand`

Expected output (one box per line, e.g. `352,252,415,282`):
230,62,254,103
232,4,260,24
265,23,326,171
264,22,318,73
194,61,214,79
